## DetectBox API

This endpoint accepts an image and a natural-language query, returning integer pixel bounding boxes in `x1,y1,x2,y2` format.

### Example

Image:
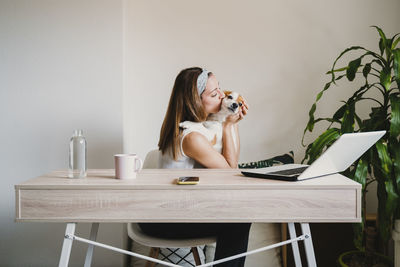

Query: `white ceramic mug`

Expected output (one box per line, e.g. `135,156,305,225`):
114,154,143,179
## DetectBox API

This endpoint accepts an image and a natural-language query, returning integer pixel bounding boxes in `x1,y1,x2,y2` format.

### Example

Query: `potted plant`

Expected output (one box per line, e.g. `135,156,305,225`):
302,26,400,266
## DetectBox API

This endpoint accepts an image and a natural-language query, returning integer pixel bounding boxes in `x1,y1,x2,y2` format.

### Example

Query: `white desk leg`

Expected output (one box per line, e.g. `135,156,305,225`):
300,223,317,267
288,223,302,267
84,223,99,267
59,223,76,267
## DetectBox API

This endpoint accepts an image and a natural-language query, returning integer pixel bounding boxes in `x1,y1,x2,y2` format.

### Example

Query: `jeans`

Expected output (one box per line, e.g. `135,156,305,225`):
138,223,252,267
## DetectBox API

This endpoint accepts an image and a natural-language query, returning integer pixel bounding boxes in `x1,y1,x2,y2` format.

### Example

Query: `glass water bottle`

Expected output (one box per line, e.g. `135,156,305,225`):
68,129,87,178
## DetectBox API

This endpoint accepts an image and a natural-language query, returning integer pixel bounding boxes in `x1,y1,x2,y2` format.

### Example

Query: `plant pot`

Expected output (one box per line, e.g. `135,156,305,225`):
393,220,400,267
337,250,393,267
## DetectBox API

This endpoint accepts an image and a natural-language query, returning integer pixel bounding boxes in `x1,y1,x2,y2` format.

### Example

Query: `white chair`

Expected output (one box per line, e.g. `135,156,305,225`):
126,150,217,267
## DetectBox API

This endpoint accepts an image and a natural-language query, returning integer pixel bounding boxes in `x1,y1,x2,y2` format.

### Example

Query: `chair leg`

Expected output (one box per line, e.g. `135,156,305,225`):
145,247,160,267
191,247,202,265
152,248,160,266
145,248,155,267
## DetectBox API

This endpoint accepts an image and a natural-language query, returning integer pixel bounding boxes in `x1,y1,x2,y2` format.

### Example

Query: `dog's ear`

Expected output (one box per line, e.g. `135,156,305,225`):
224,91,232,96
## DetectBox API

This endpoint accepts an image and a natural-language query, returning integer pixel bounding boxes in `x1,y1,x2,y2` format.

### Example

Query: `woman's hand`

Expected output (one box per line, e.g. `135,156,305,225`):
224,98,249,125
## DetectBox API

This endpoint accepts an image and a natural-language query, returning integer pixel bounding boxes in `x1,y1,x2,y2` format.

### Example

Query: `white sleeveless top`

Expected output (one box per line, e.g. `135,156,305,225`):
158,128,204,169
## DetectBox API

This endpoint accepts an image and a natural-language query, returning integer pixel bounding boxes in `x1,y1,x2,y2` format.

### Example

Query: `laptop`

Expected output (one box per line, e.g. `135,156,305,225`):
241,130,386,181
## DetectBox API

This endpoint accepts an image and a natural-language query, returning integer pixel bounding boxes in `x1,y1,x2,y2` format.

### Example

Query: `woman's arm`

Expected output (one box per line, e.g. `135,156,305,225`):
221,122,240,168
234,123,240,159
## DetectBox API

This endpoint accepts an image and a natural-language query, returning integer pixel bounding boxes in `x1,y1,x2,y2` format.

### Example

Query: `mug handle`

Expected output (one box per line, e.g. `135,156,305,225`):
134,157,143,172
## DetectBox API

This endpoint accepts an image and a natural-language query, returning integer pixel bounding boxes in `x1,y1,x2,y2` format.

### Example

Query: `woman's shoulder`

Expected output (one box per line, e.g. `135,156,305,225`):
181,131,217,158
182,131,210,145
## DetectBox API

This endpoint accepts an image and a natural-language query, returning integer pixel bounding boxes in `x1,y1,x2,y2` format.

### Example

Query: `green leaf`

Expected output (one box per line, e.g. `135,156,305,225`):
350,84,369,102
384,181,398,220
314,75,346,103
326,66,348,74
372,25,390,57
304,117,341,142
387,38,394,52
376,182,391,243
346,58,362,81
303,102,319,145
353,158,368,189
333,104,347,121
362,63,371,78
380,70,391,91
307,104,316,132
393,35,400,49
307,128,340,164
316,82,331,101
375,141,392,177
351,158,367,250
336,74,345,81
393,48,400,81
302,143,313,164
341,101,355,133
389,140,400,202
309,103,316,117
371,59,384,68
355,113,363,130
316,91,323,101
313,117,341,124
373,141,398,242
379,38,385,56
390,94,400,138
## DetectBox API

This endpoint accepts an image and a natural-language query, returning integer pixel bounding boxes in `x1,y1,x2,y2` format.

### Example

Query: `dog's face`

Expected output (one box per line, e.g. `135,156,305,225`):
221,91,243,114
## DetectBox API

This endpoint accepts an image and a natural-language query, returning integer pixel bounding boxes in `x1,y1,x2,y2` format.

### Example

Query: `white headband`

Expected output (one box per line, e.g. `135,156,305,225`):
196,69,210,95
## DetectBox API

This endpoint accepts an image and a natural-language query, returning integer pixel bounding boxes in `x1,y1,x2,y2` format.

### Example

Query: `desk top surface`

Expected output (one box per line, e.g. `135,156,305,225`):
16,168,360,190
15,168,361,222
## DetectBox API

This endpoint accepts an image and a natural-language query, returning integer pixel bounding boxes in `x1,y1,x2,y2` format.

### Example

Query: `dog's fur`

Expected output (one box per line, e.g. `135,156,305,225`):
179,91,244,153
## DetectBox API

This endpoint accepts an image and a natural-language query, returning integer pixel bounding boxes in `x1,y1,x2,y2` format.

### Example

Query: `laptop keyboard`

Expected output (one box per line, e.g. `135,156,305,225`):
267,166,309,176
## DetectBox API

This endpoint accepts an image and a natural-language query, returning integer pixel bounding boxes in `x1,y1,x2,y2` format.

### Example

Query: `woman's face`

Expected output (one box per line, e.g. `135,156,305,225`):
201,74,225,115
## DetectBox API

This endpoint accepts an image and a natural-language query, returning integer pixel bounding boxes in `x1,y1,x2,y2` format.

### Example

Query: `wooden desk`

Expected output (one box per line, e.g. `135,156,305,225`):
15,169,361,267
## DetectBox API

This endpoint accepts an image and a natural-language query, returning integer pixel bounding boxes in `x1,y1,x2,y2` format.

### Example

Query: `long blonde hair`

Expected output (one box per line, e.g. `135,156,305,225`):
158,67,211,160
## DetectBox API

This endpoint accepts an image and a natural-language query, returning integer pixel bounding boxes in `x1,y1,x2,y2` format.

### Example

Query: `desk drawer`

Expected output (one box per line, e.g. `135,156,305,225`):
16,188,360,223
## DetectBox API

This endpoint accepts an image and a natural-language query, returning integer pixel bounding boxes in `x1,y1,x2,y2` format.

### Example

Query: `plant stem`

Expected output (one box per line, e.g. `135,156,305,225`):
360,98,384,107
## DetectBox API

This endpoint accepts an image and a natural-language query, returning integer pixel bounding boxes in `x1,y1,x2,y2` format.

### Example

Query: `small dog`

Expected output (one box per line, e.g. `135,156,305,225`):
179,91,244,153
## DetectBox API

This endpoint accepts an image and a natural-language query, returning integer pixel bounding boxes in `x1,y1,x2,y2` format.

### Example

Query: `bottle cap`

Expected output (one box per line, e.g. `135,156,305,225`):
73,129,83,136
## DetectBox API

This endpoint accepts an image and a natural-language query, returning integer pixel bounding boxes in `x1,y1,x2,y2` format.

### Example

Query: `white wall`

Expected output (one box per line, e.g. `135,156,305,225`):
0,1,123,266
123,0,400,214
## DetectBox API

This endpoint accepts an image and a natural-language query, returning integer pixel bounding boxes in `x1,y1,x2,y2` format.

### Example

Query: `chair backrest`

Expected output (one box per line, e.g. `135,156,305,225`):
142,149,160,169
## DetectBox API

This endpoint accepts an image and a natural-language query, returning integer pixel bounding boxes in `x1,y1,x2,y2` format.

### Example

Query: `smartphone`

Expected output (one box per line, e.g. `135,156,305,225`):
177,176,200,185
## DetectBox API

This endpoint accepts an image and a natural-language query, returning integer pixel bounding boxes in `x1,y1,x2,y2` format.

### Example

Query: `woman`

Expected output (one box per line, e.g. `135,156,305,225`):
139,67,250,267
